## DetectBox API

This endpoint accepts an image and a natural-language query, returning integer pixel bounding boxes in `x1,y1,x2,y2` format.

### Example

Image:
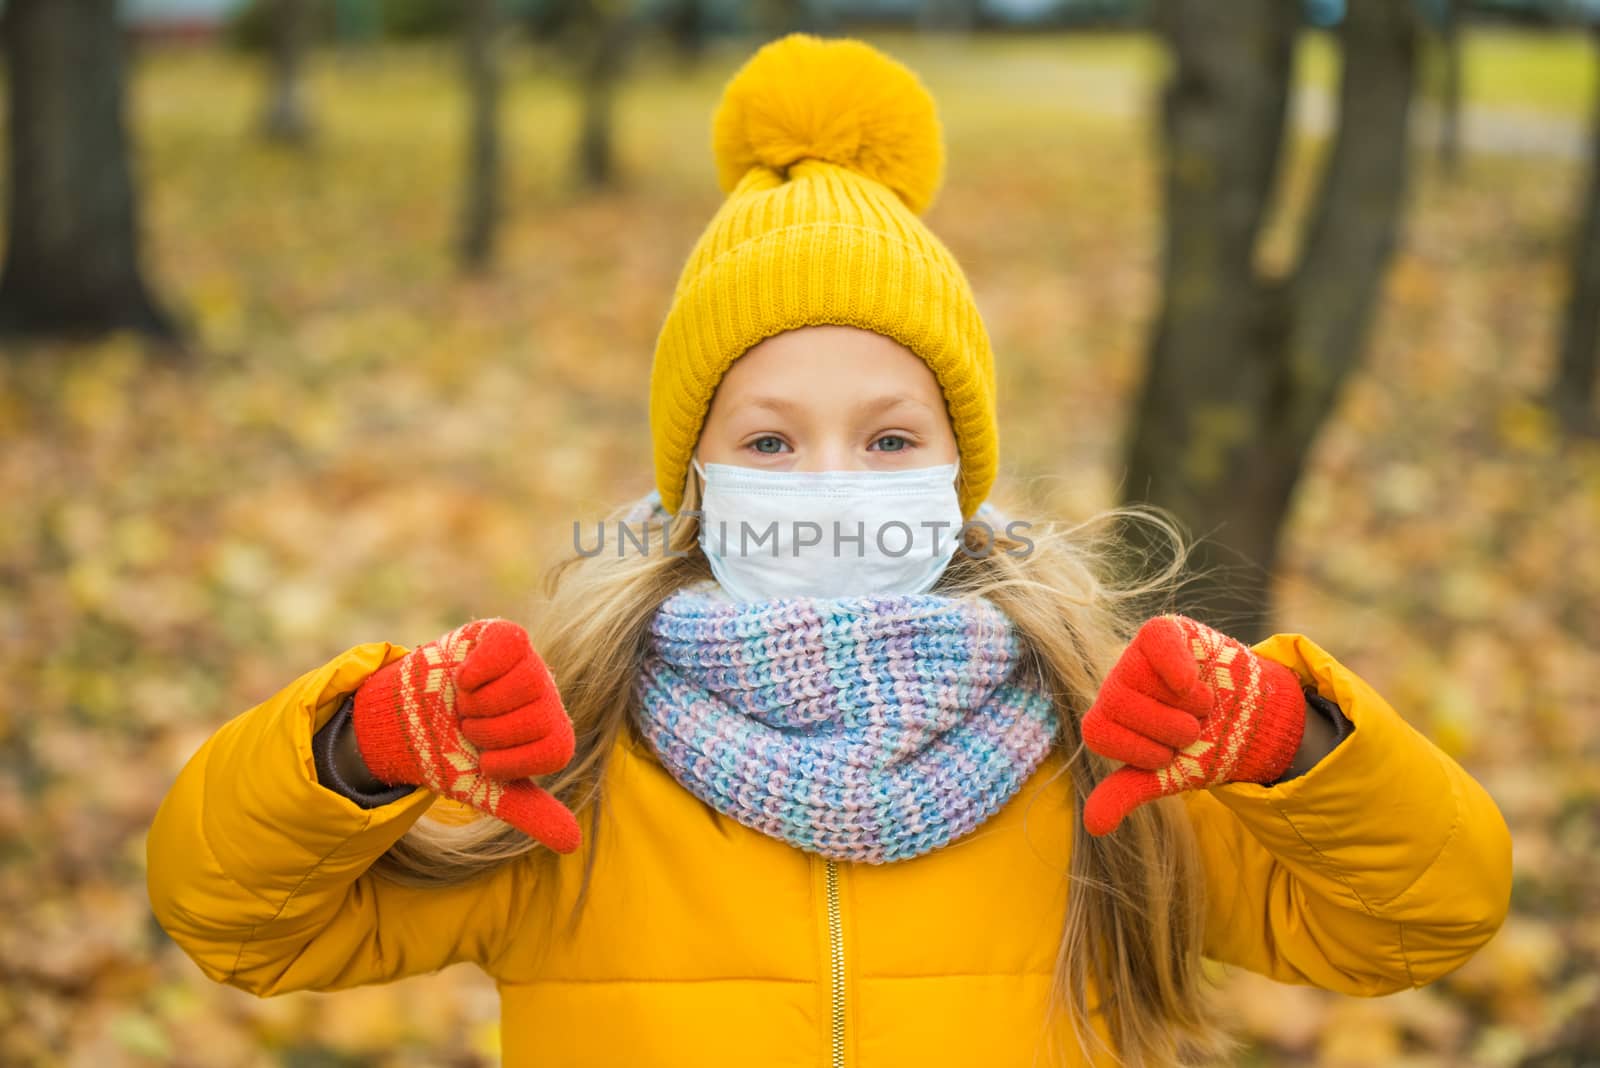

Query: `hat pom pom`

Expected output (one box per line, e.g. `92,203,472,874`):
711,34,945,215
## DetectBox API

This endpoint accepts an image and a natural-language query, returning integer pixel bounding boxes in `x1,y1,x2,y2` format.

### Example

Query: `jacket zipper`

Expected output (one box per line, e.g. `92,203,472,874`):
825,858,845,1067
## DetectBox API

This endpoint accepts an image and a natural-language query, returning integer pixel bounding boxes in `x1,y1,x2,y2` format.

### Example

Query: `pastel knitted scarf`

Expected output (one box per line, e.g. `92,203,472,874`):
633,577,1060,864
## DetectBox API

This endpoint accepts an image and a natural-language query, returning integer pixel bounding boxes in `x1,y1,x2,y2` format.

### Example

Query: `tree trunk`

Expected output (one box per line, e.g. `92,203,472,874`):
755,0,814,36
261,0,314,144
663,0,708,65
1126,0,1417,641
919,0,981,33
459,0,503,271
1284,0,1418,457
1125,0,1298,639
0,0,177,342
1549,25,1600,435
1437,0,1462,174
575,4,628,191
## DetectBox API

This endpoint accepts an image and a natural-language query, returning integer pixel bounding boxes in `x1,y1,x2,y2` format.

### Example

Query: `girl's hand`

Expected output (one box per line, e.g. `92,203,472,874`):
351,619,582,853
1080,614,1307,837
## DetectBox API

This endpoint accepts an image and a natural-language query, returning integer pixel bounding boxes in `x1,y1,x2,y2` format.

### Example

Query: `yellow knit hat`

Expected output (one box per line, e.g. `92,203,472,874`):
648,33,999,518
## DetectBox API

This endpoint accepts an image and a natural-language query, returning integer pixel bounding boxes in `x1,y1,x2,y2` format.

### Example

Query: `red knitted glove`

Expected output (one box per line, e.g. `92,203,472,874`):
352,618,581,853
1081,614,1307,837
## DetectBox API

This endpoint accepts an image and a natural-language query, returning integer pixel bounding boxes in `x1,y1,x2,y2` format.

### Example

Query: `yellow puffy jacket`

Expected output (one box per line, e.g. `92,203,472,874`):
147,633,1512,1067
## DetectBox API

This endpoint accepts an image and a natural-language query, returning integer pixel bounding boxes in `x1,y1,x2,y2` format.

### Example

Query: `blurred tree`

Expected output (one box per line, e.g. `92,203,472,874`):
333,0,382,45
526,1,661,191
460,0,505,270
920,0,982,32
260,0,317,144
755,0,821,35
1436,0,1463,171
0,0,178,342
573,0,632,189
1550,23,1600,434
1125,0,1418,640
381,0,464,38
662,0,709,62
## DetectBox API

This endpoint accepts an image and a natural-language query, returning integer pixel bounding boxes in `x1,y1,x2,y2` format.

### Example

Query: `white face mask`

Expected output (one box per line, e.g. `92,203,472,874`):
691,458,965,602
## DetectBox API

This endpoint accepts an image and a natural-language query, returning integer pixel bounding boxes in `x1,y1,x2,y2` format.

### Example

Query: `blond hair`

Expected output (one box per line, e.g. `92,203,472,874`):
373,472,1235,1066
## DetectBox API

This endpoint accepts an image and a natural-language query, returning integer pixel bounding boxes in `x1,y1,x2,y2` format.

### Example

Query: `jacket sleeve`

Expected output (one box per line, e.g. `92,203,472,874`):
146,641,542,996
1181,632,1513,996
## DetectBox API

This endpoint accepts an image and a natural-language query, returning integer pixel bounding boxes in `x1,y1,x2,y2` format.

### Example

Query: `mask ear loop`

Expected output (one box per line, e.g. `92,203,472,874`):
949,458,969,561
678,456,708,557
688,457,711,525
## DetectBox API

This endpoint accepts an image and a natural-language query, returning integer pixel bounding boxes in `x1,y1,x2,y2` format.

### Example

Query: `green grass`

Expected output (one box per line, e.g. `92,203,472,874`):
1265,26,1596,118
1457,24,1596,115
881,25,1595,119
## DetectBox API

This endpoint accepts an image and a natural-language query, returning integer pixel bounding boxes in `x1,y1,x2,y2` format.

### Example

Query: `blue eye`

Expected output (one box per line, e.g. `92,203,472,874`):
750,436,788,454
871,435,910,452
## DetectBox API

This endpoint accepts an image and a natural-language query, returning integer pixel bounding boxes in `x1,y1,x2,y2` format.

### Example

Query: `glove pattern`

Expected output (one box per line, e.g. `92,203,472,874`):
352,619,581,853
1081,614,1307,837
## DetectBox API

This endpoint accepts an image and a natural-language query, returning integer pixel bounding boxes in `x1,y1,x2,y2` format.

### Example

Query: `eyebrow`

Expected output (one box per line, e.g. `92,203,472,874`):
739,394,936,418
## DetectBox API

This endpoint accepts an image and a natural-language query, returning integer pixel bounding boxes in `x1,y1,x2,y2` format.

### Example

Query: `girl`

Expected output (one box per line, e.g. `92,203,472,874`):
147,34,1512,1068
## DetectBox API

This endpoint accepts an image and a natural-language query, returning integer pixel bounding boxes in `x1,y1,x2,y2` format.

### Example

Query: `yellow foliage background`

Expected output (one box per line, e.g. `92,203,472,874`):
1,28,1597,1068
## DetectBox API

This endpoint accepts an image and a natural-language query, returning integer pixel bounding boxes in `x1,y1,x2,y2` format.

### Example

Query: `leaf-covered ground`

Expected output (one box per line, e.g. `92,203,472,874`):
1,28,1596,1068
